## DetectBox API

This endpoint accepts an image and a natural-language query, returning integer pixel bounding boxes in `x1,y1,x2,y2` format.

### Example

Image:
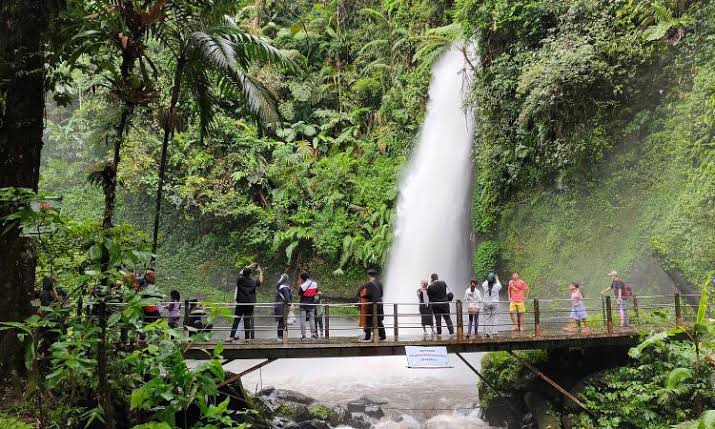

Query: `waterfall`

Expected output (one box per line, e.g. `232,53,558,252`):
384,45,475,316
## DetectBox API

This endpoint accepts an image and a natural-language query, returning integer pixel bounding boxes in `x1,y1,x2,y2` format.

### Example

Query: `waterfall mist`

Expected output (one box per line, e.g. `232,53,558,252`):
384,45,476,308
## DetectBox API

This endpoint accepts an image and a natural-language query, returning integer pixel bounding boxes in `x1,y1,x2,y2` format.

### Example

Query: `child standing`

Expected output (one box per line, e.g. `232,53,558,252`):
566,283,589,334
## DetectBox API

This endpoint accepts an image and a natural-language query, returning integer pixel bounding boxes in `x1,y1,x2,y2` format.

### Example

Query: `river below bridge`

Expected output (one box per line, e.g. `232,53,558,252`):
227,353,502,428
221,314,513,428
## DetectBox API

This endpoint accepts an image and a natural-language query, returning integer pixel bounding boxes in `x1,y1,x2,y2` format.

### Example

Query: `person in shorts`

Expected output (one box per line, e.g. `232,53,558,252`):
508,272,529,332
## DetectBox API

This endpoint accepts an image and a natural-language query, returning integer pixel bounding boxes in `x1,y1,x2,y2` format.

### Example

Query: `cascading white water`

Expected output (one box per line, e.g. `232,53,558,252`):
234,46,500,429
384,45,475,309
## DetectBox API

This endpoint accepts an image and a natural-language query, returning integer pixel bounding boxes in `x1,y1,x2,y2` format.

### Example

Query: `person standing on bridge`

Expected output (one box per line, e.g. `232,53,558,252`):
565,282,590,334
464,279,482,339
481,273,502,336
274,273,292,340
427,273,454,338
358,269,386,342
601,271,631,328
298,271,319,340
417,280,435,338
230,263,263,342
508,272,529,332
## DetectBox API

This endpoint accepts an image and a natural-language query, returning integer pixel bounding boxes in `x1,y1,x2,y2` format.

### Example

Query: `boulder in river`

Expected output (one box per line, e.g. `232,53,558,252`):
346,413,372,429
284,419,331,429
346,395,388,413
258,387,317,407
364,404,384,419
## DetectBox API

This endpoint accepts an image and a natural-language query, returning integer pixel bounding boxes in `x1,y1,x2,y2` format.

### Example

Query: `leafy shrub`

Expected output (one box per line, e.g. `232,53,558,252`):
473,240,499,280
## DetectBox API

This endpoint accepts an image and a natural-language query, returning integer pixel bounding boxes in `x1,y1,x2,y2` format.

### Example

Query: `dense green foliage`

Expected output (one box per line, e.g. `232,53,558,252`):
40,0,462,297
458,0,715,294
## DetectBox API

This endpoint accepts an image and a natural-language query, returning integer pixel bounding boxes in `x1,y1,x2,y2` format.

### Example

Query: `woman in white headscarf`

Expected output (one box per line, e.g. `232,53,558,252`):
274,273,292,340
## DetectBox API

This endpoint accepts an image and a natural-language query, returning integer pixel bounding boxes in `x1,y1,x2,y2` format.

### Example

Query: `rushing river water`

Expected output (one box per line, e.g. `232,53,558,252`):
228,352,501,428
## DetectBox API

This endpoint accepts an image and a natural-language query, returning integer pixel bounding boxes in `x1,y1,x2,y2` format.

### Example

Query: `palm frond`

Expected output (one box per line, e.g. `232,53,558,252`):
217,71,280,125
184,60,215,139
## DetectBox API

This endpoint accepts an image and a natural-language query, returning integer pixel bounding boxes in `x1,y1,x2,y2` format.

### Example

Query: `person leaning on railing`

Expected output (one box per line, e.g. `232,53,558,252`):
601,271,632,328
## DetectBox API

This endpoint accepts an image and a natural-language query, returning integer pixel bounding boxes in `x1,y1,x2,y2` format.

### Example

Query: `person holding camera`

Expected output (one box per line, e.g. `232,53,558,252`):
230,262,263,342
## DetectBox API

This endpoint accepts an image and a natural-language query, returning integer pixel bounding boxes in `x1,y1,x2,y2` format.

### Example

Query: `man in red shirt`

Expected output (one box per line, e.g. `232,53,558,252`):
508,272,529,332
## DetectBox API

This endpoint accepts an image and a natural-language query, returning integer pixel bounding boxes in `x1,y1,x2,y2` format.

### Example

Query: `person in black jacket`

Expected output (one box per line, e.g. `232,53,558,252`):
230,263,263,341
427,273,454,337
274,273,292,340
358,269,386,342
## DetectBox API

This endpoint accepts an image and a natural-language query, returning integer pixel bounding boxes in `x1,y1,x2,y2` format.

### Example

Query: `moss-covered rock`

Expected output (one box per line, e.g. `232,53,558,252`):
308,404,339,426
275,403,312,422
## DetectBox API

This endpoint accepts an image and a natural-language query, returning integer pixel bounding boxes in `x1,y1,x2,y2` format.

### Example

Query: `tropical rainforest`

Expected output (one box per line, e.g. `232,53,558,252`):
1,0,714,428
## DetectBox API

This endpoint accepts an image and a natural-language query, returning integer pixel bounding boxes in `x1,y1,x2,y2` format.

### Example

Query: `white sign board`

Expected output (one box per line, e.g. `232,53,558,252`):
405,346,452,368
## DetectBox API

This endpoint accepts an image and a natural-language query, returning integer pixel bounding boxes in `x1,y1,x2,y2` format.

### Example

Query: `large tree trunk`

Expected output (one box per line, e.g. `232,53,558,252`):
0,0,49,377
151,55,186,255
102,109,131,230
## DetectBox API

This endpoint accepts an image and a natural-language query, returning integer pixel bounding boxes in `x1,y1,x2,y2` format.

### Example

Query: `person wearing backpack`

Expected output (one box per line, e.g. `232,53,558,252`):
230,263,263,342
601,271,632,328
298,271,319,340
427,273,454,338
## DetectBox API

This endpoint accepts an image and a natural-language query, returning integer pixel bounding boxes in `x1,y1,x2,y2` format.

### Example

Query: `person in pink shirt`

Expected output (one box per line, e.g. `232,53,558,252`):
508,272,529,332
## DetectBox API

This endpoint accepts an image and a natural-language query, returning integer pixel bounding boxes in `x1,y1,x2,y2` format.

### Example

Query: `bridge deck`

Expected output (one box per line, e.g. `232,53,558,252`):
186,329,641,360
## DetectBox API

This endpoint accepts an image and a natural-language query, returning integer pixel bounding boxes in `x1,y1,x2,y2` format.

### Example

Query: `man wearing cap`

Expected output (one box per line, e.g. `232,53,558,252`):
601,271,629,327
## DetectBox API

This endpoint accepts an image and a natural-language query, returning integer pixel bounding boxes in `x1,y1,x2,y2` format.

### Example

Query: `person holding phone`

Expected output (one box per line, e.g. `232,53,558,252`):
230,262,263,342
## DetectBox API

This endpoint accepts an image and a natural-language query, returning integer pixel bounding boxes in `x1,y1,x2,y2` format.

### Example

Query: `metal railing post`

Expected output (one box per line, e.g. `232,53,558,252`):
183,299,190,336
632,295,639,325
324,302,330,340
606,296,614,334
675,293,683,326
393,303,399,342
456,300,464,341
282,304,289,345
534,299,542,337
372,302,379,343
601,296,606,327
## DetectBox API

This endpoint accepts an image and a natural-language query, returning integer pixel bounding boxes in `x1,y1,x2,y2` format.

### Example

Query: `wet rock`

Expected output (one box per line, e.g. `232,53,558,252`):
333,405,350,423
346,395,387,413
275,402,312,422
270,416,293,428
259,388,316,406
285,419,331,429
346,413,372,429
308,404,339,425
364,404,384,419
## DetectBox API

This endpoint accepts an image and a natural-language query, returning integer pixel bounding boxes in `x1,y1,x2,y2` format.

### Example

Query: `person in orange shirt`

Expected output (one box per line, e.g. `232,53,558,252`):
508,272,529,332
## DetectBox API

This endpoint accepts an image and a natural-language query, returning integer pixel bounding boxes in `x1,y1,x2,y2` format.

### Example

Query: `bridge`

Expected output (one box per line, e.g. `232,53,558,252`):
180,293,698,360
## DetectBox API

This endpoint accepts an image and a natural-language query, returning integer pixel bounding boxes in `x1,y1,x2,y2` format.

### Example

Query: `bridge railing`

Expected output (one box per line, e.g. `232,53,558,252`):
88,293,700,344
